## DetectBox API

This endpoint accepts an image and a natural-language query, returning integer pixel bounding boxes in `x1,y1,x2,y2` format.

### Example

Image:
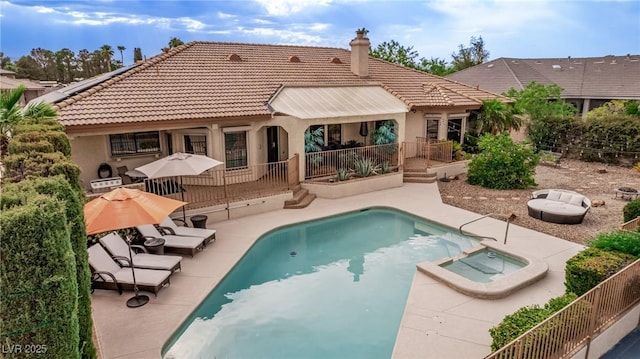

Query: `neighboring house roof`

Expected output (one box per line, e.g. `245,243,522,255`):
0,75,45,91
447,55,640,99
47,41,506,128
267,85,408,119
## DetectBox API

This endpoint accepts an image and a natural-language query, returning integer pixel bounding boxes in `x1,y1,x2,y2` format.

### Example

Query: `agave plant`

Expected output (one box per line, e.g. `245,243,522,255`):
353,157,380,177
336,168,351,181
379,161,391,174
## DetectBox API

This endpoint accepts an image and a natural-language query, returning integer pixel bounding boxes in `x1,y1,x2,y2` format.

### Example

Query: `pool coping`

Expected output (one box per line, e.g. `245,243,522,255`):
90,182,584,359
416,240,549,299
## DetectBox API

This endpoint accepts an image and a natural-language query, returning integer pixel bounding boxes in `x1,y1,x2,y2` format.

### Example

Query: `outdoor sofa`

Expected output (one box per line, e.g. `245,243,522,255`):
87,244,171,296
527,189,591,224
99,232,182,273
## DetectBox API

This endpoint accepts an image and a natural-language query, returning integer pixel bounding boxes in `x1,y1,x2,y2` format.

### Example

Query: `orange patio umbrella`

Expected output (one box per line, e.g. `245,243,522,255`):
84,187,187,235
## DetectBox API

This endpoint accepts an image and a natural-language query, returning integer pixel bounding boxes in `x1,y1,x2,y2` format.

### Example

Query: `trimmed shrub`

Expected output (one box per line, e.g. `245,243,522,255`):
8,177,96,358
489,293,578,352
588,230,640,257
11,118,66,134
565,247,635,296
3,152,81,188
467,133,539,189
0,192,80,358
9,131,71,156
623,198,640,222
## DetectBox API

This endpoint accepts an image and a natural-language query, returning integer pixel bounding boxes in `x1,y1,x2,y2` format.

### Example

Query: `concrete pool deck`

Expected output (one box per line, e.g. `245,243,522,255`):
91,182,584,358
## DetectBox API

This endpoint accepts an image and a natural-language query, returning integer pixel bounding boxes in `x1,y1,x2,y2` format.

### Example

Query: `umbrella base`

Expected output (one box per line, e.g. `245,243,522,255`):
126,294,149,308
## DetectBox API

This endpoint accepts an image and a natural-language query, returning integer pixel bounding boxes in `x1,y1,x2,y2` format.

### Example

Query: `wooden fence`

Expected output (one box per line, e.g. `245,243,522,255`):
486,259,640,359
305,144,399,179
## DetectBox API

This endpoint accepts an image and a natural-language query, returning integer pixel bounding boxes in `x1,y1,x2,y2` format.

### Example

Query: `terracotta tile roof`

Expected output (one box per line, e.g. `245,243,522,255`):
52,41,505,128
447,55,640,99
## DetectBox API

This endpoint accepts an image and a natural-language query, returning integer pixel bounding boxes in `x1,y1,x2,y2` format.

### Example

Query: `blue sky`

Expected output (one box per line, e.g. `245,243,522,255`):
1,0,639,66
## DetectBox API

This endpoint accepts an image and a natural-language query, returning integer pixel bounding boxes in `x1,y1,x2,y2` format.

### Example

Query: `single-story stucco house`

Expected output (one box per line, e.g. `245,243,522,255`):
447,55,640,118
35,32,507,208
1,69,48,105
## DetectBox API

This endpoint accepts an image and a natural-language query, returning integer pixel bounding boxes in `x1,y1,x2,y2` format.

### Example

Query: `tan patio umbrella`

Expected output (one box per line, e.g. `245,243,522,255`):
84,187,187,307
135,152,224,221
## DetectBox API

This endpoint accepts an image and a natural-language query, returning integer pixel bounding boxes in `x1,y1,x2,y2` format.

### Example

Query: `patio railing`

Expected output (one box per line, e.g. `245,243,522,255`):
305,143,399,179
141,155,299,210
620,217,640,232
486,258,640,359
402,139,453,170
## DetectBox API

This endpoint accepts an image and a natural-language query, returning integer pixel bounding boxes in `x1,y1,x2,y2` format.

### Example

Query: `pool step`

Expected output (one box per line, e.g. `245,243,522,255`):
403,170,437,183
284,186,316,209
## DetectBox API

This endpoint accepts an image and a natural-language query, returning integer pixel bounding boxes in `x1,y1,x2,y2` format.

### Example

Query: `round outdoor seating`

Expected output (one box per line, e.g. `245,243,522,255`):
527,189,591,225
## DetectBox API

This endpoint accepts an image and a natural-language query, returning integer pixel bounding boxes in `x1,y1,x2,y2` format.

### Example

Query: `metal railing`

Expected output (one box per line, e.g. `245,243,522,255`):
620,217,640,232
403,139,453,169
486,258,640,359
459,213,517,244
305,144,399,179
141,155,299,210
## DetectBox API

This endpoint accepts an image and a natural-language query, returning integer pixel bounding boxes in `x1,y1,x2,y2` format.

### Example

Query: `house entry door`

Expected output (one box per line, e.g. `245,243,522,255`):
267,126,279,163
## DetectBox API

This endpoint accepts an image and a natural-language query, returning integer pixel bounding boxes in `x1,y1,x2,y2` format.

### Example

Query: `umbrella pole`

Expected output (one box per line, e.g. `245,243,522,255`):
125,234,149,308
180,176,186,223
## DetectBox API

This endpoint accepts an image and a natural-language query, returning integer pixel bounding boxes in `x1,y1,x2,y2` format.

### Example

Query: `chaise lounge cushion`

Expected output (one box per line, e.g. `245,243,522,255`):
527,189,590,224
99,232,182,273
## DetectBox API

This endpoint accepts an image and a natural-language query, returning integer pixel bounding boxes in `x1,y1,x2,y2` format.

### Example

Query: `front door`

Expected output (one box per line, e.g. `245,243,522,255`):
267,126,279,163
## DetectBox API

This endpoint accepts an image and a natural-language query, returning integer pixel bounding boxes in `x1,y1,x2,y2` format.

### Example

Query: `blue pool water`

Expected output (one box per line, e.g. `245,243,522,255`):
163,207,479,359
441,249,527,283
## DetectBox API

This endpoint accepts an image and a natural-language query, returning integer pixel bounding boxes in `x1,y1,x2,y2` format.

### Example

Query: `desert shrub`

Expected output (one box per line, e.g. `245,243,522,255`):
489,293,578,352
588,230,640,257
623,198,640,222
7,139,55,154
462,132,480,154
466,133,539,189
564,247,635,296
0,192,80,358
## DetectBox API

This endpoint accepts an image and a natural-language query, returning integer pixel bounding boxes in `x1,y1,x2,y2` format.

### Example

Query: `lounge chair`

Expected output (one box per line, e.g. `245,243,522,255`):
87,244,171,296
99,232,182,273
136,224,205,257
159,216,216,246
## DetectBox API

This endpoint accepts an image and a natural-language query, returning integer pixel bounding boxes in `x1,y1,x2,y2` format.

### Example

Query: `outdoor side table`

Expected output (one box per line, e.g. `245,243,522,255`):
144,237,165,255
190,215,208,229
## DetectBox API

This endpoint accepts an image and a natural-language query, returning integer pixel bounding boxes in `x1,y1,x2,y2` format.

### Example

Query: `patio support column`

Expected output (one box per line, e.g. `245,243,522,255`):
581,99,591,119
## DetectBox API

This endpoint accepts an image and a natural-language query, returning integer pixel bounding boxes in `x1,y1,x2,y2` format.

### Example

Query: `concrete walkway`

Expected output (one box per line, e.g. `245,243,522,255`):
91,182,584,358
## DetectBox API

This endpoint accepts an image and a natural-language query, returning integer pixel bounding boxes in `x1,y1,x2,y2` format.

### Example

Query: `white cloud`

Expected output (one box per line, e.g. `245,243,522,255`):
178,18,206,31
254,0,333,16
33,6,54,14
217,12,237,19
242,27,325,44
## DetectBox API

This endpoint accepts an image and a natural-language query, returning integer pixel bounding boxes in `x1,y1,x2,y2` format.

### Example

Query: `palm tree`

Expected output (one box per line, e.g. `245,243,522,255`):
117,45,126,66
475,99,522,135
100,45,114,72
0,85,57,157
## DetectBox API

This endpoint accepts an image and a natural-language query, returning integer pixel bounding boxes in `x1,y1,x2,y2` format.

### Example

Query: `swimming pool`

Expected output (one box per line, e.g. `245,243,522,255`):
162,207,479,358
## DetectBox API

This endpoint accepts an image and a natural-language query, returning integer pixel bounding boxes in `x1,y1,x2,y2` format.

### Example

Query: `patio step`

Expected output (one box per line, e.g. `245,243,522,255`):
284,186,316,209
403,170,437,183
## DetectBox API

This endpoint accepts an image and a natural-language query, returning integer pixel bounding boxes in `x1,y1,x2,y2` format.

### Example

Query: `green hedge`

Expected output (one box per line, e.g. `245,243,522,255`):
623,198,640,223
489,293,578,351
564,247,635,296
588,230,640,257
2,152,81,188
0,192,80,358
7,177,96,358
9,131,71,157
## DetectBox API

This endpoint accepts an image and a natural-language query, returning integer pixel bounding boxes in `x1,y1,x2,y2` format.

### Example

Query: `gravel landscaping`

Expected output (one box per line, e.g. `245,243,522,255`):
437,159,640,245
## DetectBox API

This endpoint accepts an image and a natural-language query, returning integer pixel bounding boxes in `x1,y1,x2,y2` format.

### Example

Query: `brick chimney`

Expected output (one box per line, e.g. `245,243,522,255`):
350,30,370,77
